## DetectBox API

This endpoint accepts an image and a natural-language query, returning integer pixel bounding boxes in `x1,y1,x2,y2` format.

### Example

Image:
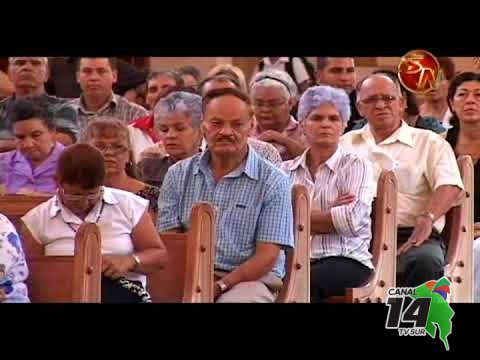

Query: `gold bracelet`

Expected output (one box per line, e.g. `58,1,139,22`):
419,211,435,222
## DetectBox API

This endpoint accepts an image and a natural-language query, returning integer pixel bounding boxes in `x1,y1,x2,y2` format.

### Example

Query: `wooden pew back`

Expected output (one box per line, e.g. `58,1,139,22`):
20,221,102,303
0,194,51,229
277,184,311,303
147,202,217,303
444,155,474,302
1,194,101,302
344,170,398,303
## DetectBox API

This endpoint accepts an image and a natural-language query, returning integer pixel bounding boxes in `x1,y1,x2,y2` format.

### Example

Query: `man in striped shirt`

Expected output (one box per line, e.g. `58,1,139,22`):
281,85,375,302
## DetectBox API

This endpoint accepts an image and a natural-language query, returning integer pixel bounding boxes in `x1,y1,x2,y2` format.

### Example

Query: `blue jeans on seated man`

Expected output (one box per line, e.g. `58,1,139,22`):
396,227,446,288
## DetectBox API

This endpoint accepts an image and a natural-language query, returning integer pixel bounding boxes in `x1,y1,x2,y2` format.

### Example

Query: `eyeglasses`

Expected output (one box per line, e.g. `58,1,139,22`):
360,95,397,105
93,142,129,155
253,99,287,109
59,187,103,202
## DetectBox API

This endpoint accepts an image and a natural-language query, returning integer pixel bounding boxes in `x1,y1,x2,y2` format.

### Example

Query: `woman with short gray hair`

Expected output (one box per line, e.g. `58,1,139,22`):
281,85,375,302
137,91,203,188
250,69,306,161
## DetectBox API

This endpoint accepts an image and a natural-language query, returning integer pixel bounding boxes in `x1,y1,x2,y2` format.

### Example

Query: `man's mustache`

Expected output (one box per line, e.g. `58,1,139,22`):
216,136,235,143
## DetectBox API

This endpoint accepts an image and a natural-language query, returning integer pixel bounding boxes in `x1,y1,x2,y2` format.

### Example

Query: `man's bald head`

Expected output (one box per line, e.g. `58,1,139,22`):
357,73,403,98
356,73,405,135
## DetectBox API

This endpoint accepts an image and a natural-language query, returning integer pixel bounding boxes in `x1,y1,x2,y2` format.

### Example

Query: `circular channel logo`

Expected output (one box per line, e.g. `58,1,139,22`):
398,50,443,94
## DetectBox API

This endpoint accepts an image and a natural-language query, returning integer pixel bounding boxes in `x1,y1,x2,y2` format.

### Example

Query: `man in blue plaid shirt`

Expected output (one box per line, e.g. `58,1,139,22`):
158,88,294,303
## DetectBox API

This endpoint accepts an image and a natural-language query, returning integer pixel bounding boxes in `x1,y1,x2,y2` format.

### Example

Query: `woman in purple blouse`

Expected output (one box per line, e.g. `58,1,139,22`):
0,98,64,194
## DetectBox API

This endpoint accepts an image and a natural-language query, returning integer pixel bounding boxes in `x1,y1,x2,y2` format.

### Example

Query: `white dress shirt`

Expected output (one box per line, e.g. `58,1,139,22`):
340,121,464,232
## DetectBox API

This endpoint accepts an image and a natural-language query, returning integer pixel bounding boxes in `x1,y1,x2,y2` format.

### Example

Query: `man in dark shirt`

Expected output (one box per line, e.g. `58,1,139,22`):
0,57,78,152
46,57,148,100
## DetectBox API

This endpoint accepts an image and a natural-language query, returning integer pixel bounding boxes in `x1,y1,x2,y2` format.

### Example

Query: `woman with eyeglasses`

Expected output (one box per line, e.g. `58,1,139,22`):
83,117,160,221
444,72,480,302
250,69,306,161
0,98,65,195
22,143,167,303
137,91,204,188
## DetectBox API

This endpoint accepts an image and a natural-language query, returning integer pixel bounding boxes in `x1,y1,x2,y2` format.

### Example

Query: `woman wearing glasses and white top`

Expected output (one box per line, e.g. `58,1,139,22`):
22,143,167,303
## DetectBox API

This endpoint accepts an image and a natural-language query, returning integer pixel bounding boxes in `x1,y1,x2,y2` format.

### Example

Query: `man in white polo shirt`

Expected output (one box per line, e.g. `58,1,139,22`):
341,74,464,288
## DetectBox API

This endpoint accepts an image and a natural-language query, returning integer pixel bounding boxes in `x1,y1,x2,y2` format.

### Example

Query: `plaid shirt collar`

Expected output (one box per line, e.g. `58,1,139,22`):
195,144,260,181
77,92,117,115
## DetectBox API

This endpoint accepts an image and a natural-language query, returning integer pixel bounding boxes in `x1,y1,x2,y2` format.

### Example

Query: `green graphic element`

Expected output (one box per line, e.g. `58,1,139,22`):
410,277,454,351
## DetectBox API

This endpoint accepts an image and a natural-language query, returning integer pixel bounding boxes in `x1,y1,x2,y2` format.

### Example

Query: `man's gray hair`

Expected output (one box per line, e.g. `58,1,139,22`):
9,57,48,65
153,91,203,128
250,68,298,99
297,85,351,123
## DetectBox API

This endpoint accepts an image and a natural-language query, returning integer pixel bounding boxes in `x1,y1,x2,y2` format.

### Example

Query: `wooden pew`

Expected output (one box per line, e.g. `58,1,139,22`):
1,194,101,302
443,155,474,302
147,202,217,303
277,184,311,303
148,185,311,303
1,194,217,303
328,171,398,303
20,222,102,303
0,194,51,229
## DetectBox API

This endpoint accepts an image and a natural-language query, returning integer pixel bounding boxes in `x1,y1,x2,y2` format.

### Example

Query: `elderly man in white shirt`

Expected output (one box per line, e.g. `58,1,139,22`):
341,74,464,288
281,85,375,302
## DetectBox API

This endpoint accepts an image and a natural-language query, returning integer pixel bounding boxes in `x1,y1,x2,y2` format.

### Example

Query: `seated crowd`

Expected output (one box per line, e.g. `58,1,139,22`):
0,56,478,303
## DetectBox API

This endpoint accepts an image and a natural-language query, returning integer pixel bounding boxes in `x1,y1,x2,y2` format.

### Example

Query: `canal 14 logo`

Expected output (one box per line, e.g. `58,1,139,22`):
385,277,455,351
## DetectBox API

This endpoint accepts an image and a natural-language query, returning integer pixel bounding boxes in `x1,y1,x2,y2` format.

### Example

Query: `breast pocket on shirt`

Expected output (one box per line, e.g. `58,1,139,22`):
395,164,424,195
222,202,258,238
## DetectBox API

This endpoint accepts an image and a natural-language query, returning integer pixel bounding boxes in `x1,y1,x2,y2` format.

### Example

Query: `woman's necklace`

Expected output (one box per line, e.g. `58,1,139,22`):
64,200,106,234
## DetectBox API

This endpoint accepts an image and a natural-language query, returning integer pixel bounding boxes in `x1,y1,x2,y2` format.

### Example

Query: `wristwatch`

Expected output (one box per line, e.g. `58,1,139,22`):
419,211,435,222
132,253,142,269
216,280,228,293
